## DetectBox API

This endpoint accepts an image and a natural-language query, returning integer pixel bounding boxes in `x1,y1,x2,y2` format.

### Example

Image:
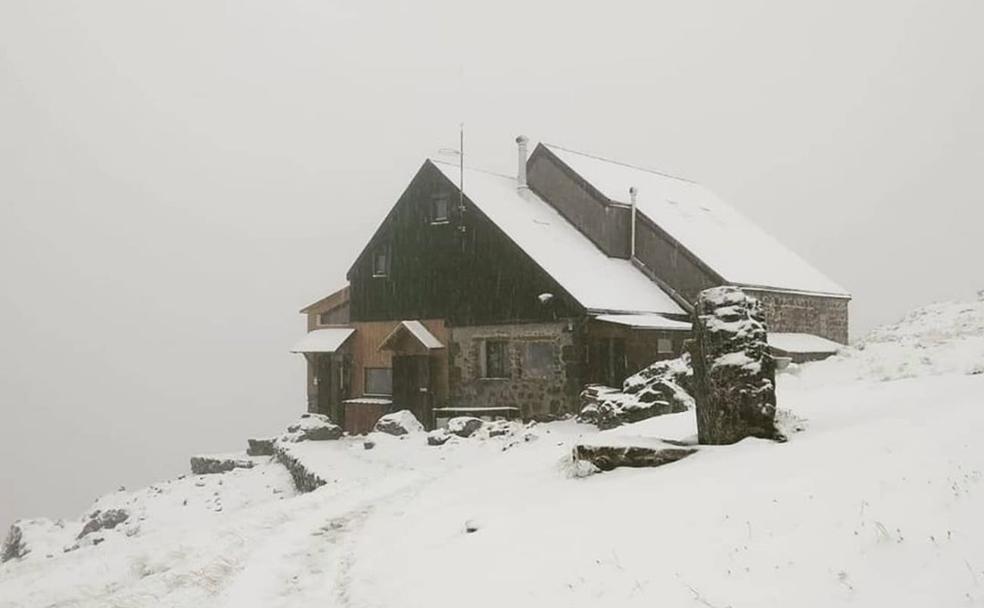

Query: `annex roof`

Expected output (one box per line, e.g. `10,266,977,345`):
379,320,445,351
768,332,843,355
542,144,850,298
290,327,354,353
593,313,692,331
430,160,685,316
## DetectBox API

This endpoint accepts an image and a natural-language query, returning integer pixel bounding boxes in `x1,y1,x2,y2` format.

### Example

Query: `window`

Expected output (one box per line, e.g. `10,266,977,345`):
364,367,393,395
430,196,449,223
317,311,332,326
657,337,674,355
525,342,554,378
372,245,389,277
483,340,508,379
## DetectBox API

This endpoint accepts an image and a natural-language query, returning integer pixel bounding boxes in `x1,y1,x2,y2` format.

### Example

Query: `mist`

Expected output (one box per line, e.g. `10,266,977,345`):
1,0,981,529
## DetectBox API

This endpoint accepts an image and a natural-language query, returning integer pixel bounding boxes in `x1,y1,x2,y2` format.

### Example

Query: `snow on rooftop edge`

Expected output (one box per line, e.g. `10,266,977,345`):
430,159,684,316
543,144,850,298
290,327,354,353
768,332,842,354
593,314,692,330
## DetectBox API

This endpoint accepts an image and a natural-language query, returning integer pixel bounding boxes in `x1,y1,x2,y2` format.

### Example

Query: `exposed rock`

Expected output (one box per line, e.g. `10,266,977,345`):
690,286,784,445
190,455,256,475
572,441,697,471
447,416,483,438
486,420,515,437
578,355,694,429
77,509,129,540
1,523,27,563
427,429,452,446
373,410,424,436
363,439,376,450
246,437,275,456
285,413,343,442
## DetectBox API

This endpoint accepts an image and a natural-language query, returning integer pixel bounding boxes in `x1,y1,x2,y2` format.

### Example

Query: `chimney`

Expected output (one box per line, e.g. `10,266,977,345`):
629,186,638,259
516,135,529,189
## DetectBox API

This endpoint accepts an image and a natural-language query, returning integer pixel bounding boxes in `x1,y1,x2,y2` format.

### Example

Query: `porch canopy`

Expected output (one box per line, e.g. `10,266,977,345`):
290,327,355,353
592,314,692,331
378,320,444,352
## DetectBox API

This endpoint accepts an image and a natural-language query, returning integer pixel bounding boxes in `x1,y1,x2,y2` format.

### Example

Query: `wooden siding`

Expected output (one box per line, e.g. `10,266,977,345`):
348,319,450,406
347,161,583,325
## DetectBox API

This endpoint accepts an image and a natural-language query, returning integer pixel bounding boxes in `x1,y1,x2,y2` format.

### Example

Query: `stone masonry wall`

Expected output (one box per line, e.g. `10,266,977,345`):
743,289,850,344
448,322,579,419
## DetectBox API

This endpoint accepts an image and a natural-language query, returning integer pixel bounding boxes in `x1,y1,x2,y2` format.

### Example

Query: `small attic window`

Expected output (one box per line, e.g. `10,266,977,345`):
317,312,332,326
430,196,449,224
372,244,389,277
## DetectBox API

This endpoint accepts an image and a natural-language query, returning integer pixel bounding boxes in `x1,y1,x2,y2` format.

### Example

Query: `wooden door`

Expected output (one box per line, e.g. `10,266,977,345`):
392,355,432,428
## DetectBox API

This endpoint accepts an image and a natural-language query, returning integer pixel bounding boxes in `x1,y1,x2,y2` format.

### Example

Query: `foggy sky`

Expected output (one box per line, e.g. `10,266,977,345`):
1,0,981,529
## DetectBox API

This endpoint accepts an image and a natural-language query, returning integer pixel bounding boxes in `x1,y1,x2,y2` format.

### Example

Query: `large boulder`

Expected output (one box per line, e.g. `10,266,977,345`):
374,410,425,436
427,429,453,446
285,413,343,442
572,441,698,471
578,355,694,429
690,286,783,445
447,416,483,438
247,437,275,456
1,523,27,563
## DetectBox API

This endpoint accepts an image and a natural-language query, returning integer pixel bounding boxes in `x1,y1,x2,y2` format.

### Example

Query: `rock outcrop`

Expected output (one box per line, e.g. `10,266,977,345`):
1,524,27,563
578,355,694,429
572,439,697,471
690,286,783,445
373,410,424,436
77,509,129,540
189,455,256,475
447,417,483,438
427,429,453,446
284,413,343,442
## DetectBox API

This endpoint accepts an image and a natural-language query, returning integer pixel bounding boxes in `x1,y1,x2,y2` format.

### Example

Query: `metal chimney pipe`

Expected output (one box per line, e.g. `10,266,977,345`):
629,186,638,259
516,135,529,189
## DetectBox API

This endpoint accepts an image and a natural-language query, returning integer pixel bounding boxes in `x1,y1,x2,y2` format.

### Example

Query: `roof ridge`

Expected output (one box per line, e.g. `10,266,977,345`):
428,157,514,181
543,142,698,185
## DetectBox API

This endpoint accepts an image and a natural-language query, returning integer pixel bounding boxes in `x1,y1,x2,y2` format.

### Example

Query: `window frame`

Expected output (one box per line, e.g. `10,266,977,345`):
372,244,390,278
316,311,332,326
364,367,393,396
524,341,554,378
430,195,450,224
657,337,674,355
483,340,509,379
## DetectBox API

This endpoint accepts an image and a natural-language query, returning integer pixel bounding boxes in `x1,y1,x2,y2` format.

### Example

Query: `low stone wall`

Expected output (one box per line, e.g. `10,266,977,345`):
448,322,579,419
273,445,327,493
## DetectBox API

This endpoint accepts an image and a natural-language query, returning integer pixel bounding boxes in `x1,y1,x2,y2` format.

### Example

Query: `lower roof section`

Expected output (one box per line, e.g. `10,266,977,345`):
593,313,692,331
290,327,354,353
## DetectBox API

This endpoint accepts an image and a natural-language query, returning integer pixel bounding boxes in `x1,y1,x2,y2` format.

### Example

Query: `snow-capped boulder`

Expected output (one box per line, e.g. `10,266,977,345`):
190,454,256,475
427,429,452,446
578,355,694,429
373,410,424,436
690,286,783,445
447,416,483,438
247,437,275,456
285,413,343,442
77,508,129,540
572,440,698,471
486,420,516,438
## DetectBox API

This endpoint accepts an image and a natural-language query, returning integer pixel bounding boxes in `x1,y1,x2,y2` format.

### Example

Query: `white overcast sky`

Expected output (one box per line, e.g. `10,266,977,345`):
1,0,981,527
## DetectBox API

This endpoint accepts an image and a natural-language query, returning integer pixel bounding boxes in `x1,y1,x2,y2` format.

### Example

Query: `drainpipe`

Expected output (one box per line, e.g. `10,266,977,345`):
629,186,638,260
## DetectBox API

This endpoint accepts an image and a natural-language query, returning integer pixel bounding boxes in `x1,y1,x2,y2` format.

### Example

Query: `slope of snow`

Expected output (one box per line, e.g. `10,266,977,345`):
3,298,984,607
543,144,849,297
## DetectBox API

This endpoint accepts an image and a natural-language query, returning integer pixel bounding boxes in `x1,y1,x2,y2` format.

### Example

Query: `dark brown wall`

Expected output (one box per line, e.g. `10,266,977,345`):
527,146,632,258
632,215,722,303
347,161,583,325
743,289,850,344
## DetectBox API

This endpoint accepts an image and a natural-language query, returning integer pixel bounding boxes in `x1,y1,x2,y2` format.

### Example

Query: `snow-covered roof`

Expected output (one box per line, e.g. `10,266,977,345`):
379,320,445,351
543,144,850,298
430,160,685,316
593,314,692,331
290,327,354,353
768,332,842,354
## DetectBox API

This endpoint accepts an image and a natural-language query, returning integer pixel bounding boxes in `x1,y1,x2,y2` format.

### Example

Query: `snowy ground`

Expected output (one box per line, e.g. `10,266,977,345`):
2,298,984,607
